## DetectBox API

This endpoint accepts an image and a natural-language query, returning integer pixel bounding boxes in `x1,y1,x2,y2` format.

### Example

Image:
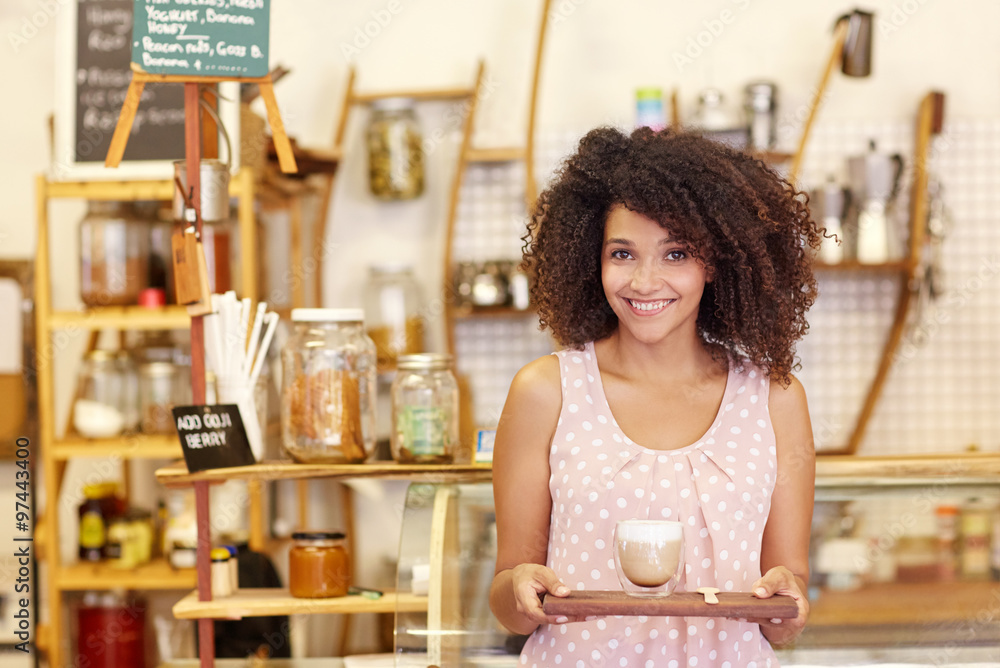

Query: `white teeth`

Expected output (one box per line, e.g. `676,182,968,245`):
628,299,673,311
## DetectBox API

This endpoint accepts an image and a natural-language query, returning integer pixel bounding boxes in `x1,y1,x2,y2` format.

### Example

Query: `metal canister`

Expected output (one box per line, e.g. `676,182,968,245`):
172,159,231,223
744,82,778,152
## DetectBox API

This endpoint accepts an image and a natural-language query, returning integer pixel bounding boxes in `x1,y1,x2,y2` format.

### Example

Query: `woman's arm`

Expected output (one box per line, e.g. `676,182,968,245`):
755,374,816,647
489,355,573,635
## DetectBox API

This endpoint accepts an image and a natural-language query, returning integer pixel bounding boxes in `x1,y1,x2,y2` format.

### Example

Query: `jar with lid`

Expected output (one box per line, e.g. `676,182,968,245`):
288,531,350,598
173,159,238,294
367,97,424,200
281,308,376,463
79,201,147,306
363,264,425,371
74,350,126,439
391,353,459,464
139,361,180,434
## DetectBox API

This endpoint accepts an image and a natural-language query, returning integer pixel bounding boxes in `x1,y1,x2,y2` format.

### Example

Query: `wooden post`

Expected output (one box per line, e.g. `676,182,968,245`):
525,0,553,211
788,18,850,186
843,92,945,454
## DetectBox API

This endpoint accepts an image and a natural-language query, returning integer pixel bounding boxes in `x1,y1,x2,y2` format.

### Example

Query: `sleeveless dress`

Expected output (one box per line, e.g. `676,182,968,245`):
519,341,779,668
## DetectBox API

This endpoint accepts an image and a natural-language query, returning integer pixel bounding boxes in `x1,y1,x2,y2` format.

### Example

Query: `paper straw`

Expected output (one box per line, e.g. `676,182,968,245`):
238,297,252,378
243,301,267,379
249,312,279,389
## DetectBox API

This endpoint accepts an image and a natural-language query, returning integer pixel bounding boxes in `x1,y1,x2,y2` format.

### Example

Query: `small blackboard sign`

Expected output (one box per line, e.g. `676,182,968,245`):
131,0,270,77
173,404,256,472
75,0,185,164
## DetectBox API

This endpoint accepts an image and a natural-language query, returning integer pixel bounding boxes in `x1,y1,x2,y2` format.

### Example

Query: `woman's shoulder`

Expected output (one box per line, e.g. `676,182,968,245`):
508,353,562,406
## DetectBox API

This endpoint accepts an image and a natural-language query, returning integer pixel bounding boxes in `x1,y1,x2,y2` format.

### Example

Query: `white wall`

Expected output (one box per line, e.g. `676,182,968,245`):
2,0,999,260
1,0,998,657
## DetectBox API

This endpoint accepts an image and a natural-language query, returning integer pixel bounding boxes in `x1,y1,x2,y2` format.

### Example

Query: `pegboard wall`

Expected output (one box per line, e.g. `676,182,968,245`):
451,121,1000,456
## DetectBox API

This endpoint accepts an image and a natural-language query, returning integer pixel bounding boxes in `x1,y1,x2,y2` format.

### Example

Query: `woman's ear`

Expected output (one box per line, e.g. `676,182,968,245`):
704,264,716,283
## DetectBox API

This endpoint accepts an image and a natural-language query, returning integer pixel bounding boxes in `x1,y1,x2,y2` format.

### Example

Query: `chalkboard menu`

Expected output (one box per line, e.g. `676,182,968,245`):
131,0,270,77
75,0,185,163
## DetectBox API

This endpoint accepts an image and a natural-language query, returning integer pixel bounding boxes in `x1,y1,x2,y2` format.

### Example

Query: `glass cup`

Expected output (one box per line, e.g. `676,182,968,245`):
613,520,684,598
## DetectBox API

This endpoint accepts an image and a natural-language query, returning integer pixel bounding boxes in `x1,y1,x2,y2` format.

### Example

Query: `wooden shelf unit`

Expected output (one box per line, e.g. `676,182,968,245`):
173,588,428,620
34,170,258,668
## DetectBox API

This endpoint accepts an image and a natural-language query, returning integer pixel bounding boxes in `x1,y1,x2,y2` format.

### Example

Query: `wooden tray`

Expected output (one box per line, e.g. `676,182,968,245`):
542,591,798,619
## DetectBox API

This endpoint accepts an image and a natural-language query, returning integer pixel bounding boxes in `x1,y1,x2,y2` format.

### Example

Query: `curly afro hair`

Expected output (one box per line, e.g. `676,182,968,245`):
522,126,821,384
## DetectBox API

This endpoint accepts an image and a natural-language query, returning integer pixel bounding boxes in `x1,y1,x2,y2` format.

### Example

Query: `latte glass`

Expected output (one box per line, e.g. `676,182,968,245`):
613,520,684,598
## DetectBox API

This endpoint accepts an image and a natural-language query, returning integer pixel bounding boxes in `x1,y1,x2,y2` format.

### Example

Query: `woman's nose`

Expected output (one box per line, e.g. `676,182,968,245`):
630,262,658,291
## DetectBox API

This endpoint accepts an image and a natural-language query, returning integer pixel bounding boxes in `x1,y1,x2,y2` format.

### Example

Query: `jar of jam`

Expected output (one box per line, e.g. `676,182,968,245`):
288,531,350,598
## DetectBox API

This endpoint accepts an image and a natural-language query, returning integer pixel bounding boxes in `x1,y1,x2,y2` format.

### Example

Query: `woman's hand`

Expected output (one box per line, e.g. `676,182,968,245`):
509,564,585,627
752,565,809,647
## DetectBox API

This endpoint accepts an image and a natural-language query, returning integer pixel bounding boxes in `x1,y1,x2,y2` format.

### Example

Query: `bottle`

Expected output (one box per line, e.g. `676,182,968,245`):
363,264,426,372
961,500,992,579
78,482,119,562
281,309,377,463
744,81,778,152
391,353,460,464
635,88,665,132
79,201,147,307
935,504,959,581
367,98,424,200
210,548,232,598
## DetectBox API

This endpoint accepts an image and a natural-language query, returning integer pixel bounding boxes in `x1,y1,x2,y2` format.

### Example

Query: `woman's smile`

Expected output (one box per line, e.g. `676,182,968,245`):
626,297,676,314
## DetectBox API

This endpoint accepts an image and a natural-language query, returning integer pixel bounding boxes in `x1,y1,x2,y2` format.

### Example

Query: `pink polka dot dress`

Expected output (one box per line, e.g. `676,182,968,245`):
519,341,779,668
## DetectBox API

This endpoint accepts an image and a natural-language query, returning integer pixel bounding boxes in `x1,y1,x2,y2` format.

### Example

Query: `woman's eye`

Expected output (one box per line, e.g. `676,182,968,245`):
666,249,688,261
610,249,632,260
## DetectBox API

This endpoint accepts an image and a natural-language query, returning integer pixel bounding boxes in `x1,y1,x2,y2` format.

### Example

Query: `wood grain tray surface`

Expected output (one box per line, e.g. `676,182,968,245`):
542,591,798,619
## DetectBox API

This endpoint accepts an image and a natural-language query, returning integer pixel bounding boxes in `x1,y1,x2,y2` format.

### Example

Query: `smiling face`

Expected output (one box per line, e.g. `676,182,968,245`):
601,205,710,346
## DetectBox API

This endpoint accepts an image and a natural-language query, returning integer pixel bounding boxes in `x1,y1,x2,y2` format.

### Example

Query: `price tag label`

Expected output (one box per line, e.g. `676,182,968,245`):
173,404,255,472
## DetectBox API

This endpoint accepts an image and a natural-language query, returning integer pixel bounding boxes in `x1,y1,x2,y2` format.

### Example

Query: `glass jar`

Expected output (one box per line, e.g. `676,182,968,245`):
391,353,459,464
367,98,424,200
74,350,126,439
138,200,176,303
115,351,140,432
363,264,425,372
77,591,147,668
79,201,147,307
281,308,376,463
288,531,350,598
139,361,180,434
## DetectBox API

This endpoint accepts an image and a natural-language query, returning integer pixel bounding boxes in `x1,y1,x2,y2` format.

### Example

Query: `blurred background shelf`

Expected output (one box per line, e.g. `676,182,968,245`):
52,433,183,460
172,589,427,619
55,559,196,590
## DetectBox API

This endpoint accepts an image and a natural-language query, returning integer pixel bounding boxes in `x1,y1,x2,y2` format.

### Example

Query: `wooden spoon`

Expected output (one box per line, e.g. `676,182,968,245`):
696,587,720,604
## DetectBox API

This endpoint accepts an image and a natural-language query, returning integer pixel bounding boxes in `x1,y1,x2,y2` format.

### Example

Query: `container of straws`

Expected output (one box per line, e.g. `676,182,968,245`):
204,291,280,461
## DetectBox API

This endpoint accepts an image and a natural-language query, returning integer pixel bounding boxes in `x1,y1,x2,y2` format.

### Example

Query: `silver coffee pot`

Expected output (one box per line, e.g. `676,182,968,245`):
846,141,904,263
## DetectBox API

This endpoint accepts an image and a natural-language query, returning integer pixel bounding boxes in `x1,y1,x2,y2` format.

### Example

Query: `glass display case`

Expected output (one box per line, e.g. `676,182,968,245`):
392,472,1000,667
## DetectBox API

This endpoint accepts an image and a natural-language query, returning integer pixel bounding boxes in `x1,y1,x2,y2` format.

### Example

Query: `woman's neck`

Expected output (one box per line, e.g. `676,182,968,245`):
597,327,723,384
